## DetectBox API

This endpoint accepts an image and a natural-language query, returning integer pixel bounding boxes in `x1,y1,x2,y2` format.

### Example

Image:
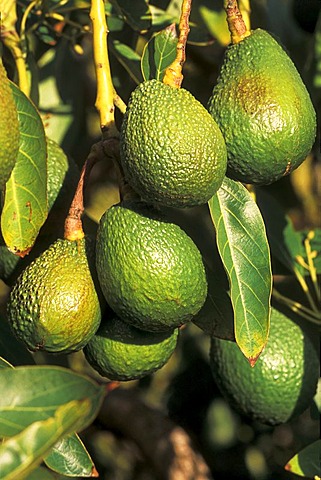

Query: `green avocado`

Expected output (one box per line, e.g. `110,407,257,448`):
120,79,227,207
96,200,208,332
208,29,316,185
7,237,102,354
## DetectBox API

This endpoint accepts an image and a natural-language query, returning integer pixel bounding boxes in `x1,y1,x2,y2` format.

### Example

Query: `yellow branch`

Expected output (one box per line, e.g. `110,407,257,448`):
90,0,118,138
2,32,30,96
163,0,192,88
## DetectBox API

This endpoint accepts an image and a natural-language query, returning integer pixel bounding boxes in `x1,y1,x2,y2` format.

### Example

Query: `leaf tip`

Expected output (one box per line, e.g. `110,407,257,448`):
284,462,292,472
91,465,99,477
248,353,261,368
166,23,178,37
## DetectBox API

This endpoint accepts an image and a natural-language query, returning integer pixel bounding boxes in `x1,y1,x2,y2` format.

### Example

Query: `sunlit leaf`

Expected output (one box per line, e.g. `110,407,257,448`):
285,440,321,478
0,399,91,480
1,82,47,256
141,24,177,81
0,365,105,437
208,178,272,364
199,5,232,46
44,433,98,477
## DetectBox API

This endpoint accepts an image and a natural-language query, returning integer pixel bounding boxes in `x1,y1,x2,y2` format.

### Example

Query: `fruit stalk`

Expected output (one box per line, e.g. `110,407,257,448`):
163,0,192,88
223,0,251,44
64,142,106,241
90,0,118,138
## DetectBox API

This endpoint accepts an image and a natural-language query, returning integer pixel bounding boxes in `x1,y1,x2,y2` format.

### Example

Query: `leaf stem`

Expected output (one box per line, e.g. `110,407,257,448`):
223,0,251,44
64,142,108,241
90,0,118,138
163,0,192,88
293,265,320,315
304,231,321,302
273,289,321,325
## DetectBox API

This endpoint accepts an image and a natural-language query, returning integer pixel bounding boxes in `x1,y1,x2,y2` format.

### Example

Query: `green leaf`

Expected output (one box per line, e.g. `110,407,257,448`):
0,365,105,437
285,440,321,478
0,313,35,367
1,82,47,256
141,24,178,81
256,189,306,275
0,357,13,369
0,399,91,480
208,178,272,364
110,39,143,85
198,6,230,46
44,433,97,477
111,0,151,32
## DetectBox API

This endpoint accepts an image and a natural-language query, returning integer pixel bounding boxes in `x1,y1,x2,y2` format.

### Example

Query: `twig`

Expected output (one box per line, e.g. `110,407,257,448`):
163,0,192,88
223,0,250,44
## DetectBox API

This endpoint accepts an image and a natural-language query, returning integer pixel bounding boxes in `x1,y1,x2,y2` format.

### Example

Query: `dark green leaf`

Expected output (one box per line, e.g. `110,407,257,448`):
44,433,97,477
141,24,178,81
110,39,143,85
0,399,91,480
111,0,151,32
256,189,306,275
0,365,105,437
285,440,321,477
0,313,35,366
208,178,272,364
1,83,47,256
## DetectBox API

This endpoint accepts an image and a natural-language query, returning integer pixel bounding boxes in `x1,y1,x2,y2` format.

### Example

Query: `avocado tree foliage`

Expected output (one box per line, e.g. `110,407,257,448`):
0,0,320,479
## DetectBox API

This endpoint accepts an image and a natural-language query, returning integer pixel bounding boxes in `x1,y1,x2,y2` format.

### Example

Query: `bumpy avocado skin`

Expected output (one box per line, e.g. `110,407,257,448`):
7,237,101,354
0,60,19,190
208,29,316,185
120,79,227,208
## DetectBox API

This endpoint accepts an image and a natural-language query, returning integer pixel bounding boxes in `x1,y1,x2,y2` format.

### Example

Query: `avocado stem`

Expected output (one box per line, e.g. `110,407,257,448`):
90,0,118,138
64,162,86,242
64,142,108,241
223,0,251,44
163,0,192,88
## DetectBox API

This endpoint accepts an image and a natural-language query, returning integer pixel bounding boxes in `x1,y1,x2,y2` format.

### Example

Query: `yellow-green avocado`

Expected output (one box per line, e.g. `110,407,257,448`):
208,29,316,185
7,237,102,354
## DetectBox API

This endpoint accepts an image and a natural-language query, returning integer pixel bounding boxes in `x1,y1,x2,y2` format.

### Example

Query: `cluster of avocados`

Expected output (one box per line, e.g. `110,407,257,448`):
2,18,319,419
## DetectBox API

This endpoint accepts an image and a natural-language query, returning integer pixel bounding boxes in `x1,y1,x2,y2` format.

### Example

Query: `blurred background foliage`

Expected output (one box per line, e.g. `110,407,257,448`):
1,0,320,479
